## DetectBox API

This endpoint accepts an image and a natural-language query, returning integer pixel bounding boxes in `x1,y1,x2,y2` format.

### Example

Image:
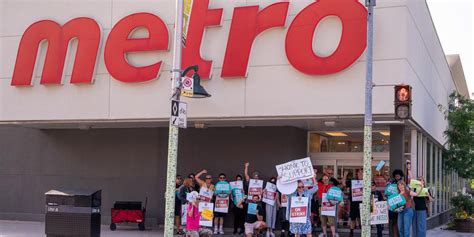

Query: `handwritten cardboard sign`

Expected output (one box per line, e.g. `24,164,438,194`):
276,157,314,184
371,201,389,225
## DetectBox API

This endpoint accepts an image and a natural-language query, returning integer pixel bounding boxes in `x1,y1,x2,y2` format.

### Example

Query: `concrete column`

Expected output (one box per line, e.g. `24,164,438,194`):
389,125,405,175
389,125,405,237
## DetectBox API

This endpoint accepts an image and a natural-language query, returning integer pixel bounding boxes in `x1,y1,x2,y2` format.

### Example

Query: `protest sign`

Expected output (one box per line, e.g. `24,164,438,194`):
384,184,398,197
181,204,188,225
215,181,231,195
418,188,430,197
387,194,406,212
351,180,363,202
232,188,244,206
410,179,423,193
373,176,387,192
359,201,389,225
276,157,315,184
199,187,214,203
281,194,288,208
371,201,389,225
199,202,214,227
214,196,229,213
327,186,343,203
186,191,198,203
247,203,258,215
321,193,336,217
230,180,243,190
248,179,263,200
290,196,309,223
262,182,277,206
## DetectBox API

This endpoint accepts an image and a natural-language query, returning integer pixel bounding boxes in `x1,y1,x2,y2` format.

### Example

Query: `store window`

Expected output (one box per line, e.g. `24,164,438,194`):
308,131,390,153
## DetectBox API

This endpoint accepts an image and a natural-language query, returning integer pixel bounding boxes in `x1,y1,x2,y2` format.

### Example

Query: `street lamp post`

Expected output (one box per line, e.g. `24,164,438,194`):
163,0,184,236
362,0,376,236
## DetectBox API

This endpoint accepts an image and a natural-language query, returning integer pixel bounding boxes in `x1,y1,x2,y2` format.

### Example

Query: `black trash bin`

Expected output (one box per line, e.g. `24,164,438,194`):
45,189,101,237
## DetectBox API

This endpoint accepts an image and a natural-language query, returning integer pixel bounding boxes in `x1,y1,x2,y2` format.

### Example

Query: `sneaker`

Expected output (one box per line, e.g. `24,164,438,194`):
219,229,224,235
213,228,218,234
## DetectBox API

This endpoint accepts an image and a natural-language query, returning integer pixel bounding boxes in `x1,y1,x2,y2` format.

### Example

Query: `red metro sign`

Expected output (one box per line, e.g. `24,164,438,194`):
10,0,367,86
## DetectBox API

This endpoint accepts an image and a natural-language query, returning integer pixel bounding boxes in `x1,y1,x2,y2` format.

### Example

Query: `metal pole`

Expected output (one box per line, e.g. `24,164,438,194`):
164,0,184,235
362,0,375,236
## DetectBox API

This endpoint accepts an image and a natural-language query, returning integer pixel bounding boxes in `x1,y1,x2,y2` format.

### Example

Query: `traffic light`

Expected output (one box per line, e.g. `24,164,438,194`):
394,85,412,120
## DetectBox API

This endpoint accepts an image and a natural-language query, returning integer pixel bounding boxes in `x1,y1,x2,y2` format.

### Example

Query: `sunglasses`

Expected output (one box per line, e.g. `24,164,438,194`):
298,186,304,189
219,176,225,179
205,177,212,180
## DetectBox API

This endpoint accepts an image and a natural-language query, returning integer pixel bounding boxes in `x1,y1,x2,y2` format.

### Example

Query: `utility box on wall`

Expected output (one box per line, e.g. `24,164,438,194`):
45,189,101,237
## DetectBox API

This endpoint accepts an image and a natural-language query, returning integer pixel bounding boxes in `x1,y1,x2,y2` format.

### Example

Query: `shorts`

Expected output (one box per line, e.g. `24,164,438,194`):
350,201,361,220
214,212,227,217
244,221,266,235
174,201,182,216
320,215,335,226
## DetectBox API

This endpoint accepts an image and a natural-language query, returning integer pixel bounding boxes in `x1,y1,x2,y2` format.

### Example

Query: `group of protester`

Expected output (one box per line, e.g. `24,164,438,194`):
173,162,433,237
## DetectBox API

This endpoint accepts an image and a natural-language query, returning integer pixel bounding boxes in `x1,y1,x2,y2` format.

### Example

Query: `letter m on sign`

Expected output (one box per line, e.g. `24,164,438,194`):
11,18,101,86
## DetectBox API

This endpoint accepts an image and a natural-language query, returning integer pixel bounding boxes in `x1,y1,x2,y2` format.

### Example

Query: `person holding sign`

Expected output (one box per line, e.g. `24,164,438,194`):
237,195,267,237
186,196,213,237
286,174,318,237
195,169,215,191
263,177,279,237
317,174,337,237
341,169,364,237
396,181,416,237
213,173,231,235
231,175,245,235
371,181,385,237
412,177,433,237
389,169,405,237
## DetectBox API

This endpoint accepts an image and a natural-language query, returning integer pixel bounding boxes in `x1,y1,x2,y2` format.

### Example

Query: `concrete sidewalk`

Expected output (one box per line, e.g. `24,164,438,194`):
0,220,472,237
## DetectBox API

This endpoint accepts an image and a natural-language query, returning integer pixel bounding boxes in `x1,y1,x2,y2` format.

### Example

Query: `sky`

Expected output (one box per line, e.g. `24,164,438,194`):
426,0,473,98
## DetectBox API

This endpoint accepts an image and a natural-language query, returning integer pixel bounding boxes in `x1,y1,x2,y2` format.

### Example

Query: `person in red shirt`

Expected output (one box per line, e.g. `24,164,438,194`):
317,175,336,237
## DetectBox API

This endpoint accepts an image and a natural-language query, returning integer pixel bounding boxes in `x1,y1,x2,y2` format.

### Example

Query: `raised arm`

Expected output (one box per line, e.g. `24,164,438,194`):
341,170,349,188
195,169,207,186
244,162,250,182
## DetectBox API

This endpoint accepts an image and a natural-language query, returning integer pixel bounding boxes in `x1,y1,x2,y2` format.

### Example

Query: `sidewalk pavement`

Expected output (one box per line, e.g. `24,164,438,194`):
0,220,472,237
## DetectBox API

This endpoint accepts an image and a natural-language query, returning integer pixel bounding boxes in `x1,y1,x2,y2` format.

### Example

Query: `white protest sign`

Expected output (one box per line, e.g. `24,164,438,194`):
186,191,198,203
351,180,363,202
371,201,389,225
360,201,389,225
214,196,229,213
247,179,263,200
199,187,214,203
199,202,214,227
289,196,309,223
321,193,336,217
262,183,277,206
181,204,188,225
276,157,314,184
230,180,243,190
281,194,288,208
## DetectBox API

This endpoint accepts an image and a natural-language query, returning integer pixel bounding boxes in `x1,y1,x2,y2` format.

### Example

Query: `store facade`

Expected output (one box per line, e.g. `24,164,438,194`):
0,0,468,227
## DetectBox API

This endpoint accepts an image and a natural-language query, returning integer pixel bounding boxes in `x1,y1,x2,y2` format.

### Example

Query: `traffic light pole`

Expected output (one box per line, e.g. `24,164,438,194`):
164,0,184,236
362,1,375,236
